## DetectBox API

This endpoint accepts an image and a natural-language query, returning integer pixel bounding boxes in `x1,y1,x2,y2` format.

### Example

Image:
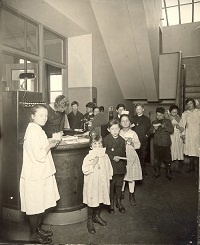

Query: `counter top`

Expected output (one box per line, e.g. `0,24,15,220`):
53,138,90,151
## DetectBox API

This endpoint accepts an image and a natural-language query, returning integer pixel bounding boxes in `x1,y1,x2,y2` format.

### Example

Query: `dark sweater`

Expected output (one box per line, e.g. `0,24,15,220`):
68,111,84,129
150,118,174,147
43,105,65,138
103,133,126,175
132,115,151,147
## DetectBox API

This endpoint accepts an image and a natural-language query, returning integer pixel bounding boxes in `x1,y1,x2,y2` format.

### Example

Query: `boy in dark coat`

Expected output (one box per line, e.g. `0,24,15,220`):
132,103,151,177
150,107,174,181
103,119,126,214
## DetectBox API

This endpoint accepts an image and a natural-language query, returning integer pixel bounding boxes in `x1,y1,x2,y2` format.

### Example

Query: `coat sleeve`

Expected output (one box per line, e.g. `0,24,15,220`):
164,119,174,134
121,138,126,158
150,120,156,134
103,137,114,161
178,118,184,133
82,155,94,175
146,117,152,137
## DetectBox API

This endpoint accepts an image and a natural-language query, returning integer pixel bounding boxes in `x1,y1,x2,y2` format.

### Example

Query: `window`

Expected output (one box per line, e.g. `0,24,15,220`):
43,28,65,64
2,8,39,54
2,53,38,92
49,74,62,103
162,0,200,26
46,64,63,103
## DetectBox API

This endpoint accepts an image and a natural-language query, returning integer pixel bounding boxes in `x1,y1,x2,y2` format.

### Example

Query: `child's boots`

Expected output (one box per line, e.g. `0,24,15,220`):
152,166,161,179
129,192,136,206
108,198,115,214
29,229,52,244
87,215,96,234
116,198,126,213
93,209,107,226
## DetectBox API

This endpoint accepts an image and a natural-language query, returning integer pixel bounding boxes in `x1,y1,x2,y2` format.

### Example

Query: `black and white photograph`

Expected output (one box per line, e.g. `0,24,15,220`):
0,0,200,244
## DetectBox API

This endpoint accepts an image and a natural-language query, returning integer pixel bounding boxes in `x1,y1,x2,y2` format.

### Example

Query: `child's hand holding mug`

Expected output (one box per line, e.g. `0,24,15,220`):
126,137,132,145
113,156,120,162
153,123,161,130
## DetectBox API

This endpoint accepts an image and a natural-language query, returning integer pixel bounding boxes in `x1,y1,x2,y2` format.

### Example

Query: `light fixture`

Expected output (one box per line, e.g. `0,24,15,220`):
18,73,36,90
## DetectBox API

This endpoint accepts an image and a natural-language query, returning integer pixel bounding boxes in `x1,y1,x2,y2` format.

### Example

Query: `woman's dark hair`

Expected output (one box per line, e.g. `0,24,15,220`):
99,106,104,112
119,114,131,123
169,104,179,113
30,104,47,122
116,104,125,110
89,134,102,147
185,98,196,108
107,119,120,129
54,95,69,111
156,107,165,114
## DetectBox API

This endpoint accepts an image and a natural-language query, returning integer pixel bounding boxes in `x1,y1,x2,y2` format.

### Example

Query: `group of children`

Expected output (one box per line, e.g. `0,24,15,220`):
19,97,200,242
82,114,143,234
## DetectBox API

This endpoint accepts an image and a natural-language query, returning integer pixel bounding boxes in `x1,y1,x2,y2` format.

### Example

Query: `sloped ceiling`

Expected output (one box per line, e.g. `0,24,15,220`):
45,0,160,101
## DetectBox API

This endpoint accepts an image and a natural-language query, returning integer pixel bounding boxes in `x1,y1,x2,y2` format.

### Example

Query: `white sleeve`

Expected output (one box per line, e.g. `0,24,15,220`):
26,130,47,163
181,112,186,136
132,132,141,149
82,155,94,175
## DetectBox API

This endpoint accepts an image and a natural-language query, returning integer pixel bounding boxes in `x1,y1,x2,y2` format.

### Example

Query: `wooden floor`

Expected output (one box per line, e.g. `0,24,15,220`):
0,164,199,245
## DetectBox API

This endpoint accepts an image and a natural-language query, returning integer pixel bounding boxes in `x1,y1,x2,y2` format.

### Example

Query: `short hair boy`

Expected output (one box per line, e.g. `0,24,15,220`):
150,107,174,181
103,119,126,214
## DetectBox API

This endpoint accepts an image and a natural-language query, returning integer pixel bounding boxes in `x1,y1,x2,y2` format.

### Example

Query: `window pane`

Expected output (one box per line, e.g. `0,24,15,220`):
179,0,192,4
162,9,168,26
50,75,62,91
194,3,200,22
165,0,178,7
180,4,192,24
2,9,25,51
167,7,179,25
26,21,38,55
50,92,62,103
43,28,64,63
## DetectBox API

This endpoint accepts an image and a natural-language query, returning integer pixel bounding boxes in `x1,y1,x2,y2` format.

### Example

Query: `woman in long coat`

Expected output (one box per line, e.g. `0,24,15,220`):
181,98,200,173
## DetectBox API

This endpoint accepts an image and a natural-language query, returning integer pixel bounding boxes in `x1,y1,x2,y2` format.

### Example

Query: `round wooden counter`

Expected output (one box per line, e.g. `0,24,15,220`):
43,140,89,225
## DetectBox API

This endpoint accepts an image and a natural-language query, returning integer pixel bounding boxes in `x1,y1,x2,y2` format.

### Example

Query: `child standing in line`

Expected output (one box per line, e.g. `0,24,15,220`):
150,107,174,181
119,114,142,206
168,105,184,173
103,119,127,214
82,135,113,234
20,104,60,244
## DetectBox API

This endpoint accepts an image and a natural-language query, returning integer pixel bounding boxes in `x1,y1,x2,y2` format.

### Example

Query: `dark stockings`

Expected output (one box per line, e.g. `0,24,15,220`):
88,206,100,217
29,213,43,235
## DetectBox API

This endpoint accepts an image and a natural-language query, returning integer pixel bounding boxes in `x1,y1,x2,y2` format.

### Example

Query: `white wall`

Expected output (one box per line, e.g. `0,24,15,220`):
68,34,92,88
163,22,200,57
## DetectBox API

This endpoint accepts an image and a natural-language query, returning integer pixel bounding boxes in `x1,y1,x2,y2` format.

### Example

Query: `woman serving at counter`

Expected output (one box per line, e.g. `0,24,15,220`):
43,95,69,138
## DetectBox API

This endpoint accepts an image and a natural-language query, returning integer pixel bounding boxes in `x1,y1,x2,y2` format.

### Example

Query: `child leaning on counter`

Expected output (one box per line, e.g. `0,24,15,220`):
82,134,113,234
20,104,60,244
